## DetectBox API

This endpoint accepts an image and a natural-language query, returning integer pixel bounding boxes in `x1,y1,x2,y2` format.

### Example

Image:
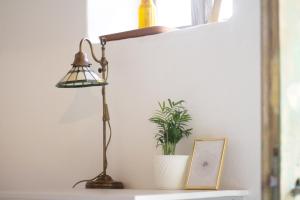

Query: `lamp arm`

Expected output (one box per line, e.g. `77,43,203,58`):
79,38,101,63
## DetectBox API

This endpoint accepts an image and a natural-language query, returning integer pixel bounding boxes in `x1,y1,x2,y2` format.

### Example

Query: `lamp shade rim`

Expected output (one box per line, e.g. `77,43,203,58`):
56,84,107,88
56,81,108,88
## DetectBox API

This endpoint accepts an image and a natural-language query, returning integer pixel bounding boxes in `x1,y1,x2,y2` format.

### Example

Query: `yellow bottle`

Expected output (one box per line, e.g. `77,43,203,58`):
138,0,156,28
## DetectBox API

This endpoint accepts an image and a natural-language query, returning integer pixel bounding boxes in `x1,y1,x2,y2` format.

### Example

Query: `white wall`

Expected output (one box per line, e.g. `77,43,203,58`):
105,2,261,200
0,0,102,189
0,0,261,200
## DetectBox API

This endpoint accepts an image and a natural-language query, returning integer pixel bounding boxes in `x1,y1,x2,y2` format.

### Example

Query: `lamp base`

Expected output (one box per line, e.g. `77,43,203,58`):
85,174,124,189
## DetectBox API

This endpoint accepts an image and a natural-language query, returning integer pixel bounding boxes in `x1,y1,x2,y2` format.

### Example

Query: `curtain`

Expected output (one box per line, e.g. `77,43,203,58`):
191,0,215,25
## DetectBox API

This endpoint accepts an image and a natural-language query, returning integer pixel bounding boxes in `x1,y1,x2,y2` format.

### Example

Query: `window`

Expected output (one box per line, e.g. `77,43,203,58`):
87,0,233,43
155,0,233,27
155,0,192,27
218,0,233,21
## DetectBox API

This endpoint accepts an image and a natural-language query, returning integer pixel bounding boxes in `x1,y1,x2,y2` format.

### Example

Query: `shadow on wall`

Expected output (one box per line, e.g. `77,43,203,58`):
59,89,100,123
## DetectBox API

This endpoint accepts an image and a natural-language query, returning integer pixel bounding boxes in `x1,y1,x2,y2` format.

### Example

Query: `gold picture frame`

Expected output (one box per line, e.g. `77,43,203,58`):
185,138,227,190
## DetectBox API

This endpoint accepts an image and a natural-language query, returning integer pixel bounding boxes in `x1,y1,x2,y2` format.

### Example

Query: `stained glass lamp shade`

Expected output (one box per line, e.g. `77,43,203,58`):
56,51,107,88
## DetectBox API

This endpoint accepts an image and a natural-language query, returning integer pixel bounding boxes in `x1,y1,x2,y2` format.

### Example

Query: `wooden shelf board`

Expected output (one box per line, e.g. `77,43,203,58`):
99,26,175,42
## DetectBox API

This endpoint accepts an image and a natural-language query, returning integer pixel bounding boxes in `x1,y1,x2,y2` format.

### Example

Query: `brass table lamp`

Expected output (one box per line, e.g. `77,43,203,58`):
56,37,123,189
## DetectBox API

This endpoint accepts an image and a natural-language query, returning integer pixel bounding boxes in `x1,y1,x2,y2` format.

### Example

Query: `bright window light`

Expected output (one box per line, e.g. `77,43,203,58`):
155,0,233,27
87,0,234,42
155,0,192,27
219,0,233,21
87,0,137,43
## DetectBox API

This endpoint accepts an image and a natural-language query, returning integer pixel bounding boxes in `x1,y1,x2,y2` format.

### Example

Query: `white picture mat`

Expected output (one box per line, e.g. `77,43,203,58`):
187,140,225,187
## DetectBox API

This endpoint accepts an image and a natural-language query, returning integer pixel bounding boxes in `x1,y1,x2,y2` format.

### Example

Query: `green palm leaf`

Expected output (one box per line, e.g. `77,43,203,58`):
149,99,193,155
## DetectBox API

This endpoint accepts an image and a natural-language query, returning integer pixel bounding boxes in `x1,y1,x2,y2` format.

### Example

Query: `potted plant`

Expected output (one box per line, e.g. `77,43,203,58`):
150,99,192,189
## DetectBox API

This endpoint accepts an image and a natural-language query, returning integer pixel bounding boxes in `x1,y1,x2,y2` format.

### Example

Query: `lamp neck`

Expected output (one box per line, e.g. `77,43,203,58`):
100,44,108,70
101,44,105,58
78,38,101,63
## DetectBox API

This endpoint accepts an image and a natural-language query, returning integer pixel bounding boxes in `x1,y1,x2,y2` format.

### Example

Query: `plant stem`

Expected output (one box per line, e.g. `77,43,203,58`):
163,142,176,155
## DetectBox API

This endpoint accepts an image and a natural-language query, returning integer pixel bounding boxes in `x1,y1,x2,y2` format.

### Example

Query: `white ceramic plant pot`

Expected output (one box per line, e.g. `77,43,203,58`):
154,155,189,189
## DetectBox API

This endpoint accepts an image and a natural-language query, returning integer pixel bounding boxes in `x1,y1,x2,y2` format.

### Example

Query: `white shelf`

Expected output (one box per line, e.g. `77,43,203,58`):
0,189,249,200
